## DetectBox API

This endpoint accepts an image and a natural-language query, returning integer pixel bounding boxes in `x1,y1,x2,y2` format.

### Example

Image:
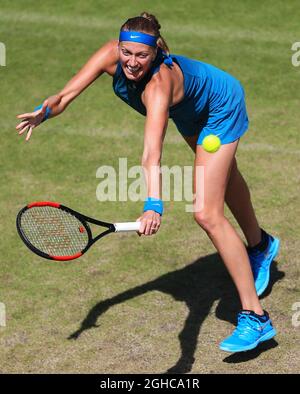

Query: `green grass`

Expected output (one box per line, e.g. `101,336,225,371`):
0,0,299,373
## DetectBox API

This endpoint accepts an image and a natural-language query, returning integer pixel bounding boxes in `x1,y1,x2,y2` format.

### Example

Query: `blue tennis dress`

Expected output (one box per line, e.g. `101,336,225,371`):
113,49,249,144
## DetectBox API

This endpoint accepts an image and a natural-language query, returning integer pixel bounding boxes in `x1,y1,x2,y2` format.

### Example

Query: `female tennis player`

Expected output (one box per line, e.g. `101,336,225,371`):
16,12,280,353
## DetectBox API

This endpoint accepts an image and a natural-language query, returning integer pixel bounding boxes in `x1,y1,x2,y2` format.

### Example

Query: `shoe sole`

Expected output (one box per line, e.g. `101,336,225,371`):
256,237,280,296
219,327,277,353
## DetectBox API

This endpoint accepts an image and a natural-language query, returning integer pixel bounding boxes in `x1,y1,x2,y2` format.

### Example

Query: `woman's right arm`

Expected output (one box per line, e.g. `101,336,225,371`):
16,40,119,141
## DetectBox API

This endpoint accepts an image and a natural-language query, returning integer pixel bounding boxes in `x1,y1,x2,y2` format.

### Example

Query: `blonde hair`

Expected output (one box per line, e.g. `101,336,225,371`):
120,12,170,55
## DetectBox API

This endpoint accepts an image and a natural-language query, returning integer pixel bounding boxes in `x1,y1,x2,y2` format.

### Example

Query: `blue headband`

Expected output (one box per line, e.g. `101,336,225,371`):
119,30,157,47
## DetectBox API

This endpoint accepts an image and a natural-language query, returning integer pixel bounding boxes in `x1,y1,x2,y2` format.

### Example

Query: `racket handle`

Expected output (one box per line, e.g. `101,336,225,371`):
114,222,141,232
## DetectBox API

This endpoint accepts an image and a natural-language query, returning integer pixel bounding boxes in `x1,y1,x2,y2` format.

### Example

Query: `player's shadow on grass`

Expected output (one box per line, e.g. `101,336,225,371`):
68,254,284,374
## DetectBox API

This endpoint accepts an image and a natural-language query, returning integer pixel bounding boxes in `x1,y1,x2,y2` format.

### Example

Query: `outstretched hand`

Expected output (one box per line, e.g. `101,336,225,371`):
16,100,51,141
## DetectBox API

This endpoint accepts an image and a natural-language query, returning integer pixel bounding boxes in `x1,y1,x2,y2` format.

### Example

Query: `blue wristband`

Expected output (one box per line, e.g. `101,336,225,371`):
34,104,52,122
143,197,164,215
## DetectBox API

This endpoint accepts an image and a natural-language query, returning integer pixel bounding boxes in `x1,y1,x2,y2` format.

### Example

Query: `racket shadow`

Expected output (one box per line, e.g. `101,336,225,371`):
68,255,284,374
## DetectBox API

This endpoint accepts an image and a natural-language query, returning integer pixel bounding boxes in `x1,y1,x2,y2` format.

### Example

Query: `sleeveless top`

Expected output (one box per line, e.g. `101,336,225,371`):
112,48,245,134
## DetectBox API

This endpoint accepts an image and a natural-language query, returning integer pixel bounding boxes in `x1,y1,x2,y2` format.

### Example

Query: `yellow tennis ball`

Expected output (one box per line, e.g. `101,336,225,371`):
202,134,221,153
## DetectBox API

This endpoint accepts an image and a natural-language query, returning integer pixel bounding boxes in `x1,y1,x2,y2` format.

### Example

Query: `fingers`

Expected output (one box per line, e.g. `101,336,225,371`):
17,125,34,140
137,211,161,236
16,112,35,120
16,102,45,121
16,118,34,140
25,126,33,141
16,120,29,130
16,107,43,139
17,124,30,135
145,220,158,235
136,217,143,236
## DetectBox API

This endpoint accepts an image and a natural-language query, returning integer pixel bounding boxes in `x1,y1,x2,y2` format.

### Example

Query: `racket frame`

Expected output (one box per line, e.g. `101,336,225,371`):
16,202,117,261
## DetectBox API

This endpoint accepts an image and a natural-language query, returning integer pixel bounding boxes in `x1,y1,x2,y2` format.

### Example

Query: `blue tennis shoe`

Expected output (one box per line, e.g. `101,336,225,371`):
219,310,276,352
248,232,280,296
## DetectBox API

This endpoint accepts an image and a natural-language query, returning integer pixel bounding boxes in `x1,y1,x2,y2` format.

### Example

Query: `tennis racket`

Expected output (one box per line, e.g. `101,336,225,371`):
16,201,140,261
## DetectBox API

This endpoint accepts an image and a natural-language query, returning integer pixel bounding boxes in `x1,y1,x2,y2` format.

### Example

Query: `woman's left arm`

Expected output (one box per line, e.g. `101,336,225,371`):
137,74,172,236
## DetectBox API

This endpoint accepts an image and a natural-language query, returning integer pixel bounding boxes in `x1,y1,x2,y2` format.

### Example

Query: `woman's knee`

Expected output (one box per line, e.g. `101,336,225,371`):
193,209,224,233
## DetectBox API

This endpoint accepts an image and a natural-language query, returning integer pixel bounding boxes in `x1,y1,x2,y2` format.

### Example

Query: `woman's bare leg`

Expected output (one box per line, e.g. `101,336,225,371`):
183,135,262,247
225,158,262,247
192,139,263,314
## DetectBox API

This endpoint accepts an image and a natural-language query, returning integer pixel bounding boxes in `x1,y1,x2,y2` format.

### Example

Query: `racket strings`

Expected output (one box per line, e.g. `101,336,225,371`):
20,206,89,256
